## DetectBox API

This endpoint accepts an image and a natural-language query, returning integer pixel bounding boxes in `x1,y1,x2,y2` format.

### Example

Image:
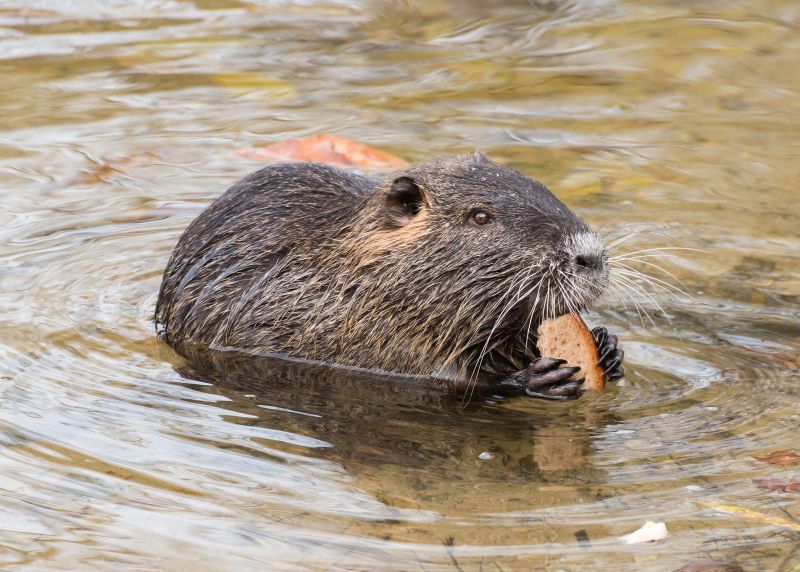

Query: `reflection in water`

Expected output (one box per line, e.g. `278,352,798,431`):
0,0,799,570
180,347,602,478
177,347,617,557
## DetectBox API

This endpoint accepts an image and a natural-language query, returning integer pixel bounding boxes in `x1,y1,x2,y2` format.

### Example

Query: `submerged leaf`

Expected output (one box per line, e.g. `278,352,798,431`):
211,72,296,99
673,560,744,572
235,134,407,170
698,502,800,532
754,450,800,466
753,478,800,492
76,152,157,184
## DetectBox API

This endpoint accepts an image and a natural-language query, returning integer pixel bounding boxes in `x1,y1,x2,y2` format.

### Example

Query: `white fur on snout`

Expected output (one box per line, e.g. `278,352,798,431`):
566,230,606,268
559,230,609,311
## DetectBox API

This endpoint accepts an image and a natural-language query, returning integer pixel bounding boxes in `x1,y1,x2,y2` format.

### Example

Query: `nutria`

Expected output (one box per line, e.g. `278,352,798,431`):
155,153,624,400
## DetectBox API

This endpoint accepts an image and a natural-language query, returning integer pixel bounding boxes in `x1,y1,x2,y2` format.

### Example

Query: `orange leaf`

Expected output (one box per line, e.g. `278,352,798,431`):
235,134,407,170
753,450,800,466
77,152,157,184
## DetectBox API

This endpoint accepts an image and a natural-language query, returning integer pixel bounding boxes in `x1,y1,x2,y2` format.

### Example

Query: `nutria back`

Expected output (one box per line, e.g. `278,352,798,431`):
156,153,609,386
156,162,371,342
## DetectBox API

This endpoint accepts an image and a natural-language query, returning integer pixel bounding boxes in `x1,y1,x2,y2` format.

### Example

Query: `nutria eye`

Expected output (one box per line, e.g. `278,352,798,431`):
470,209,493,226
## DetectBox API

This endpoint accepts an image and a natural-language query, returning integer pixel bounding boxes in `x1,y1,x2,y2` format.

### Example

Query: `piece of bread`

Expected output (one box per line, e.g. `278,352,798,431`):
536,314,605,391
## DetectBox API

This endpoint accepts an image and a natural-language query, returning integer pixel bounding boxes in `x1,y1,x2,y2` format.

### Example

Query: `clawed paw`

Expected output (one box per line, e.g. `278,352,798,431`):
592,326,625,382
510,357,585,401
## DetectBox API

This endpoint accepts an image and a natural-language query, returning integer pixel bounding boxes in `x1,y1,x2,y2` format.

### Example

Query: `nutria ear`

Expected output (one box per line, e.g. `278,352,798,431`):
385,176,427,226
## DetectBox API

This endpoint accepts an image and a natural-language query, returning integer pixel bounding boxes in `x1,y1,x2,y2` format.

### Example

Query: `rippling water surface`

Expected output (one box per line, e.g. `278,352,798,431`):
1,1,799,570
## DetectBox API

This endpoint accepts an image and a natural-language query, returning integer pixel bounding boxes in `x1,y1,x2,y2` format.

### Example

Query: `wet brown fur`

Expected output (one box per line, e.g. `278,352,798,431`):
156,154,607,387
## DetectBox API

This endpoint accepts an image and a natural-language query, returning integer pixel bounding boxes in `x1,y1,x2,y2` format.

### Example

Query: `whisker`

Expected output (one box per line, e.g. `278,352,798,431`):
606,230,643,250
609,275,655,328
523,276,546,350
610,258,691,296
613,264,691,300
611,253,685,262
594,201,638,236
611,246,703,257
464,265,543,405
611,272,670,323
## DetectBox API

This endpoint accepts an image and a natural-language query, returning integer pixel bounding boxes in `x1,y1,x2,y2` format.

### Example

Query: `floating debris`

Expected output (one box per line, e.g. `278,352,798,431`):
235,134,407,170
621,521,668,544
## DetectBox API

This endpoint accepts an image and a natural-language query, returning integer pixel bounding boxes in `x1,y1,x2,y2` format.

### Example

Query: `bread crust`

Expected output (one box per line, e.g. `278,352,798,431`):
536,314,605,391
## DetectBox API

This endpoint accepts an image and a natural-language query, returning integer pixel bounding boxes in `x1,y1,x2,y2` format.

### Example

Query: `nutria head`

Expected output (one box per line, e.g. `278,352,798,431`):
307,153,609,377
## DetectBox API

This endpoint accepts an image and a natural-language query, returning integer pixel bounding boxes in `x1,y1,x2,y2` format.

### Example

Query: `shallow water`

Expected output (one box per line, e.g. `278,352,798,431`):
1,1,799,570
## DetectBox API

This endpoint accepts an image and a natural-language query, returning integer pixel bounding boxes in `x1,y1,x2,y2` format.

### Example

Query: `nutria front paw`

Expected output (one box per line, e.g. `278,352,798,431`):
592,326,624,382
507,357,585,401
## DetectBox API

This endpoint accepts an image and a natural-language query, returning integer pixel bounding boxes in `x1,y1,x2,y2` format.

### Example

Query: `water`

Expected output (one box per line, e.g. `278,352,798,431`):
1,1,799,570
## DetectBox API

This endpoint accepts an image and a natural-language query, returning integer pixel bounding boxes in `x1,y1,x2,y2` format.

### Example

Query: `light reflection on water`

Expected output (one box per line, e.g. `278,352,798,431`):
0,1,798,570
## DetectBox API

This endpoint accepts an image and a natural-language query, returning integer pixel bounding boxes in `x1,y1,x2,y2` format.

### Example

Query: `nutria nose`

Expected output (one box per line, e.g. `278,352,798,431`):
574,254,603,271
